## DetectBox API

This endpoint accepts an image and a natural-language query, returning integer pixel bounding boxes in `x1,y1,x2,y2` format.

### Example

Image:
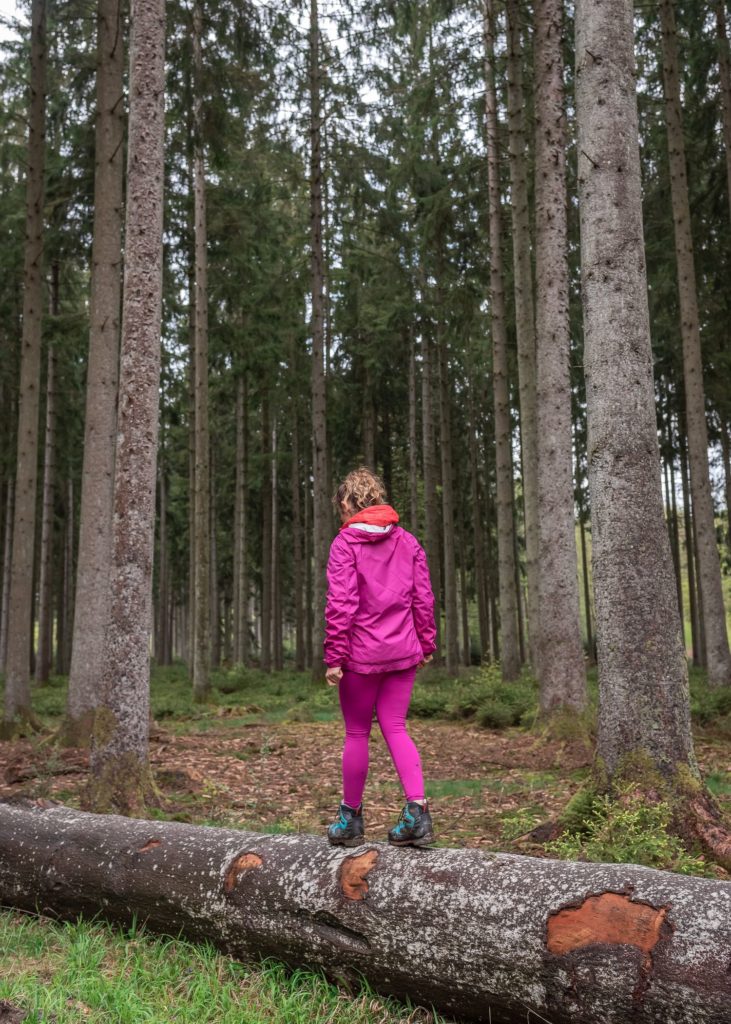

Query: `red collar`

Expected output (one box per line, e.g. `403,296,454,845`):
340,503,400,531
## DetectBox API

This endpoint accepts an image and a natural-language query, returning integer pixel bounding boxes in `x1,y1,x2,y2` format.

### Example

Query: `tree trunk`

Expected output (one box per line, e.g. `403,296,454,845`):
191,0,211,701
505,0,540,674
420,328,442,663
65,0,124,746
271,417,283,672
437,318,459,675
716,0,731,232
209,444,220,671
304,469,313,670
468,390,490,660
260,392,272,673
155,455,170,666
720,418,731,561
659,0,731,686
3,799,731,1024
59,478,75,677
36,267,58,685
86,0,166,814
482,0,520,681
234,373,249,667
579,511,594,663
459,522,471,666
679,422,701,664
575,0,699,787
0,475,14,673
533,0,587,715
3,0,47,735
291,383,304,672
309,0,329,682
408,326,419,534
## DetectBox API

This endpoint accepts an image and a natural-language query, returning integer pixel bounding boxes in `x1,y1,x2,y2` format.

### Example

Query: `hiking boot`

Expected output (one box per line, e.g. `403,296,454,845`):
327,802,365,847
387,800,435,847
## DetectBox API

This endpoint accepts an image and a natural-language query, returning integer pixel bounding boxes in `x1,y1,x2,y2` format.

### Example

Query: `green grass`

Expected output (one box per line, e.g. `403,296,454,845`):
0,911,447,1023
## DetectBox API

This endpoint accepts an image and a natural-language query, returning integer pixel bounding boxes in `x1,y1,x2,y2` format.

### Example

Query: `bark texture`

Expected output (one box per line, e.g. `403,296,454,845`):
533,0,587,714
1,799,731,1024
483,0,520,681
309,0,329,682
36,306,56,684
4,0,47,732
659,0,731,686
66,0,124,744
505,0,540,673
87,0,166,813
192,0,210,701
576,0,697,781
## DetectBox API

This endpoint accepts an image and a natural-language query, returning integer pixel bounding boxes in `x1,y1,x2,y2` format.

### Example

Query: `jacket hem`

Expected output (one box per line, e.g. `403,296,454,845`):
343,654,423,674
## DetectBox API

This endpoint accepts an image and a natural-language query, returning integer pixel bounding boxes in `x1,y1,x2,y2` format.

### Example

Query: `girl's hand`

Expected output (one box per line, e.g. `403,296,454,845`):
417,654,434,670
326,666,343,687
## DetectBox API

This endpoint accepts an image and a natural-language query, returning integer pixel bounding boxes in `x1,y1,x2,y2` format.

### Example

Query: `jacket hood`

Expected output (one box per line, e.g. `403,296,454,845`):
340,523,400,544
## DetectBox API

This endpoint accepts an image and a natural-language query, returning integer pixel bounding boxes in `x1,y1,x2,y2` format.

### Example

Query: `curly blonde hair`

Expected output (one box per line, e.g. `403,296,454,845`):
332,466,387,514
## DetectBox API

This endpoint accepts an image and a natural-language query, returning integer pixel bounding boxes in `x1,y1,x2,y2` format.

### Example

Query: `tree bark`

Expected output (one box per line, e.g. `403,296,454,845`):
575,0,699,784
721,418,731,562
420,328,442,663
505,0,540,674
271,417,283,672
209,444,220,671
437,317,459,675
65,0,124,746
679,421,701,664
155,454,170,666
2,799,731,1024
534,0,586,715
36,267,57,685
482,0,520,681
408,326,419,534
233,373,249,667
0,475,14,673
716,0,731,233
468,389,490,660
192,0,211,701
86,0,166,814
659,0,731,686
309,0,329,682
3,0,47,735
290,380,304,672
260,392,272,673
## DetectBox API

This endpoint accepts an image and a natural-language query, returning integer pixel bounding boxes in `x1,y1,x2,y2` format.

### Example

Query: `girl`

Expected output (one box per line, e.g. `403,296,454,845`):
323,466,437,848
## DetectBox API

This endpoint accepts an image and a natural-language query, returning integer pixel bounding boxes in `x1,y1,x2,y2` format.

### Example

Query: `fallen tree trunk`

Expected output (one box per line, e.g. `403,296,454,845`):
1,798,730,1023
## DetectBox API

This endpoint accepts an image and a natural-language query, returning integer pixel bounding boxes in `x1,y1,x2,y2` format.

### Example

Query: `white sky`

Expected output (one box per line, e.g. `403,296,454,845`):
0,0,22,43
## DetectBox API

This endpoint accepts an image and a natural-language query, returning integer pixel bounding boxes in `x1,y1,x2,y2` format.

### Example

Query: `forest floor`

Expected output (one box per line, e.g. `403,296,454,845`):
1,662,730,861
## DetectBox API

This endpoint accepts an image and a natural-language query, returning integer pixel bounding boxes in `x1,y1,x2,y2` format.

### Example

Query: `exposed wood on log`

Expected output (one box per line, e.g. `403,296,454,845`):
1,798,731,1024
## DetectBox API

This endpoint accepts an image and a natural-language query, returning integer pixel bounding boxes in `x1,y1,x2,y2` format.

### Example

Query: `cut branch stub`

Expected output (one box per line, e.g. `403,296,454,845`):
224,852,263,894
338,849,378,900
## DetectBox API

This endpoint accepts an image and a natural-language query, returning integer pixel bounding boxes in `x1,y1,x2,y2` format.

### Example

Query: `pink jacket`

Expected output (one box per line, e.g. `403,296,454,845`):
324,523,437,673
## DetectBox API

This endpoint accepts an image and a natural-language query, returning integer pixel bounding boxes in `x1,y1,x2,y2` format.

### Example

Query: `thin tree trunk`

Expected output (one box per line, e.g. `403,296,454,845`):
36,265,58,684
86,0,166,814
408,326,419,534
155,456,169,666
679,422,701,664
192,0,210,701
659,0,731,686
420,328,442,664
60,477,74,676
468,390,490,661
692,510,708,669
437,316,459,675
3,0,47,735
575,0,703,794
309,0,329,682
304,471,313,671
260,393,272,674
210,443,220,670
459,522,470,667
505,0,540,675
291,384,304,672
483,0,520,681
234,373,249,667
716,0,731,230
65,0,124,745
720,418,731,562
271,417,282,672
668,417,684,626
0,476,14,672
363,362,376,470
579,511,594,664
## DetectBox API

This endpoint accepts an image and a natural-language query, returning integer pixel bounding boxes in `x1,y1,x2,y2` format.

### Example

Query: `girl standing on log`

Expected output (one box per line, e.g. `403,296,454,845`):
324,466,437,848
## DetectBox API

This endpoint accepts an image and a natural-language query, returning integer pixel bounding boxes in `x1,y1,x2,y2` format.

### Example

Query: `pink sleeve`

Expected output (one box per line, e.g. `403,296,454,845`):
324,536,359,667
412,543,437,656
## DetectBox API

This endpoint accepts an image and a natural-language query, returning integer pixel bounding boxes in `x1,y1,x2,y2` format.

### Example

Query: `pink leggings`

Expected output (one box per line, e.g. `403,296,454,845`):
338,666,425,808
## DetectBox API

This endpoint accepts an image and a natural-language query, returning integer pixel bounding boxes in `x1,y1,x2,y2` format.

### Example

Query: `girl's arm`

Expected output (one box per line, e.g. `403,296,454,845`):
412,543,437,656
324,536,359,668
